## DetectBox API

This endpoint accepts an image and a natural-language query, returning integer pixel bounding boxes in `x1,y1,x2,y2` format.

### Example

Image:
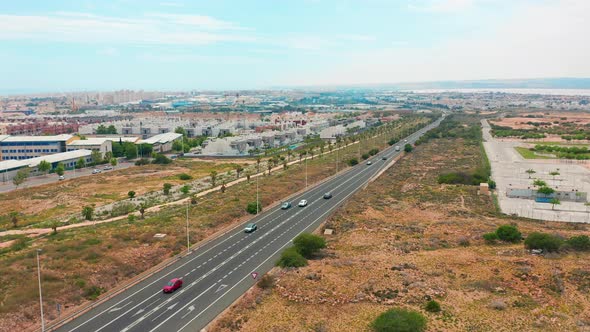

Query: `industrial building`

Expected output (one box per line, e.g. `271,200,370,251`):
138,132,183,153
66,138,113,158
0,149,92,182
0,134,76,161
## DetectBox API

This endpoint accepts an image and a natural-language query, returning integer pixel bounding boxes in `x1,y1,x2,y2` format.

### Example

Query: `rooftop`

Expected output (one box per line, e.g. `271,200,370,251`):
139,132,182,145
0,149,92,172
1,134,73,143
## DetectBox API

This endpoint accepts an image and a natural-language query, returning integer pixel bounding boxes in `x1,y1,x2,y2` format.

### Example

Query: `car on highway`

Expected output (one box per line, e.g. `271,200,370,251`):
382,156,387,160
298,199,308,207
366,161,372,165
404,139,408,142
58,175,65,181
280,201,292,209
162,278,183,293
92,169,101,174
244,223,257,233
103,165,113,170
323,193,332,199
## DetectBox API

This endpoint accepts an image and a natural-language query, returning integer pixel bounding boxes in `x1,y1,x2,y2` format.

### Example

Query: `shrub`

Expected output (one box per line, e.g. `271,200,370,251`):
257,274,275,289
404,144,413,152
246,201,262,214
128,214,136,222
152,153,172,164
362,153,370,160
425,300,441,313
83,285,104,300
178,173,193,180
496,225,522,243
293,233,326,258
127,191,135,199
180,185,190,195
483,232,499,244
348,158,359,166
524,232,563,252
110,202,136,217
369,148,379,156
163,183,172,195
276,247,307,268
371,308,426,332
487,180,497,189
134,158,151,166
566,235,590,251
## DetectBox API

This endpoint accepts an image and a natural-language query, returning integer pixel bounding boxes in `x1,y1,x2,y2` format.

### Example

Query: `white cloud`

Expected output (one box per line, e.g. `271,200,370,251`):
285,0,590,85
0,12,253,45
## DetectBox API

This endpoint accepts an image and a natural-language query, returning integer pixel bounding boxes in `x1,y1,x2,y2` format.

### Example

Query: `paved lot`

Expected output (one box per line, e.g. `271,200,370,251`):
482,119,590,223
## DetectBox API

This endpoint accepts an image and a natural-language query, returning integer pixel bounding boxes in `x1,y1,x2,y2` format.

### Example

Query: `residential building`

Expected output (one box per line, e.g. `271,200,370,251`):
0,149,92,182
0,134,75,161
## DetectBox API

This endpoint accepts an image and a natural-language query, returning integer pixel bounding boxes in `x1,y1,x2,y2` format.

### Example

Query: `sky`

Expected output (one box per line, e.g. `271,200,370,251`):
0,0,589,93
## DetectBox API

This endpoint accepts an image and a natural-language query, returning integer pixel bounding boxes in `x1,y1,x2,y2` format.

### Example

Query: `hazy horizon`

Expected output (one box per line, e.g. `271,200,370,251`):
1,0,589,92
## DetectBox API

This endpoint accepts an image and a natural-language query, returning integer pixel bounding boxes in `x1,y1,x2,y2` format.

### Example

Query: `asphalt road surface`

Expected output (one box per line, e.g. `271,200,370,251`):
53,116,444,332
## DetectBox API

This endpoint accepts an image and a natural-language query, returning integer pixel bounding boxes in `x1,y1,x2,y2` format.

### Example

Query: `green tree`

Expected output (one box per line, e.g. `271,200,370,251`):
276,247,307,268
138,202,147,219
125,144,138,159
12,167,30,188
550,198,561,210
293,233,326,258
371,308,427,332
82,205,94,221
524,232,562,252
235,165,244,178
525,169,536,178
38,160,51,174
49,220,60,234
76,157,86,169
107,125,117,134
128,191,135,199
495,225,522,243
96,124,107,134
566,235,590,251
163,183,172,195
246,201,262,214
245,171,252,182
532,179,547,188
55,162,65,176
404,144,413,152
549,170,560,181
91,150,102,164
9,211,19,228
425,300,441,313
348,158,359,166
537,186,555,196
174,127,186,136
104,151,113,162
180,185,190,195
210,171,218,187
110,158,118,167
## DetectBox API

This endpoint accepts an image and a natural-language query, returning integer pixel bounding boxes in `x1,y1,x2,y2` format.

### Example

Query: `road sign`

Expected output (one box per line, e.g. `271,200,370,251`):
251,272,258,279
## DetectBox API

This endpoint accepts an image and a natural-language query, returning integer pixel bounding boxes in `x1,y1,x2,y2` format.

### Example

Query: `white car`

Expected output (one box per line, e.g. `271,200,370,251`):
92,169,101,174
58,175,65,181
298,199,308,207
103,165,113,170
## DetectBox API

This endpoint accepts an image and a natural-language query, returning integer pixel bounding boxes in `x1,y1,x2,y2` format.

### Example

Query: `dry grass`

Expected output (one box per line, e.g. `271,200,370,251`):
0,118,429,331
211,134,590,332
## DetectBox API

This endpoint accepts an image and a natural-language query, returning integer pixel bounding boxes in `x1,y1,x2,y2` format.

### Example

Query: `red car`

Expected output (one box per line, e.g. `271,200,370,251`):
163,278,183,293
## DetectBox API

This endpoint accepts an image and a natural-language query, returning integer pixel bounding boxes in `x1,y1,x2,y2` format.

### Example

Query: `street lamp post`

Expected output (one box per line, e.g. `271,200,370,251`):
256,175,259,214
186,201,190,254
305,155,308,188
36,249,45,332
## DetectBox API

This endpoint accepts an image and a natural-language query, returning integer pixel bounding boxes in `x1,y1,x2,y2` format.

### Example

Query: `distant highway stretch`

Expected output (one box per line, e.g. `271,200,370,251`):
54,116,444,332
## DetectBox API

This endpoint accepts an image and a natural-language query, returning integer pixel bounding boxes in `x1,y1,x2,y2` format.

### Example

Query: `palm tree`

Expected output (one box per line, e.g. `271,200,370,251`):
256,157,262,173
525,169,536,179
283,160,288,170
235,165,244,179
49,220,60,234
287,150,293,161
550,198,560,210
267,162,272,175
138,202,148,219
210,171,218,187
9,212,18,228
221,181,226,193
245,171,252,182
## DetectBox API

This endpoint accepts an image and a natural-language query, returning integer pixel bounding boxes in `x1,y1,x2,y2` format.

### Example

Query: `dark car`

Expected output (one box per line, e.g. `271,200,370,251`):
382,156,387,160
323,193,332,199
281,202,292,210
163,278,183,293
244,223,257,233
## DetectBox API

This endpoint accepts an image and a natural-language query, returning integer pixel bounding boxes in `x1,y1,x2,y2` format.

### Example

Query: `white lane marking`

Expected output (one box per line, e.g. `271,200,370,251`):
71,128,425,331
177,159,392,331
216,284,228,293
108,301,132,313
180,305,196,320
150,302,178,322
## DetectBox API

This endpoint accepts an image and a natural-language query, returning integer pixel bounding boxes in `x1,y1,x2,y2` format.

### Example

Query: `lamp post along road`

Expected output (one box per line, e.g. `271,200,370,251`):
186,201,190,254
256,174,259,215
36,249,45,332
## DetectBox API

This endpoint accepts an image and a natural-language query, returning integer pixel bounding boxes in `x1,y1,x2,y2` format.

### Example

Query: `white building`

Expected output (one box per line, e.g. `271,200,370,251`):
138,132,183,153
0,149,92,182
67,138,113,157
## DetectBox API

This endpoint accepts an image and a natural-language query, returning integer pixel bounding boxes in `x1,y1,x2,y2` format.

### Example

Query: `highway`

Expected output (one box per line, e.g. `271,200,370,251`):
53,116,443,332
